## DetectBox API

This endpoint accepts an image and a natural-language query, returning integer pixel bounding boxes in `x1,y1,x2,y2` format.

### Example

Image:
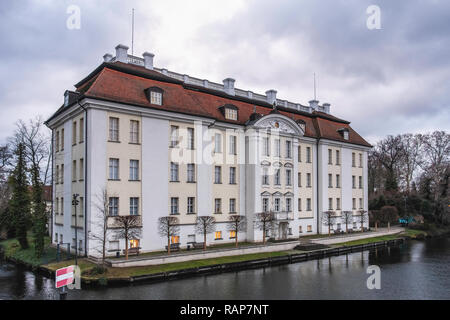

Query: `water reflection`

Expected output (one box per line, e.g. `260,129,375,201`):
1,238,449,300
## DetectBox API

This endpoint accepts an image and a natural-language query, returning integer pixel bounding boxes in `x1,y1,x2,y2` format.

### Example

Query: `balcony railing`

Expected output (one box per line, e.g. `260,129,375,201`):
273,211,294,221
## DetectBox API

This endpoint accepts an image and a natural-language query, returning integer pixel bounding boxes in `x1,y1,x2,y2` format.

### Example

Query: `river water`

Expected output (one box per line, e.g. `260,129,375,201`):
1,237,449,300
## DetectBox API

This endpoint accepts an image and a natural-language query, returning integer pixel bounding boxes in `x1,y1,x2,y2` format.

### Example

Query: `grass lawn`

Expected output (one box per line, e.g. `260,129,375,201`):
43,251,291,281
337,234,401,247
0,234,57,267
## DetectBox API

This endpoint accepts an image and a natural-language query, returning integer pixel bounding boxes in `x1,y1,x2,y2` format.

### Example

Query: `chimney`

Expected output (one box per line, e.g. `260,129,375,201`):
322,103,331,114
223,78,235,95
203,80,209,88
266,90,277,105
143,52,155,70
103,53,113,62
309,100,319,110
115,44,129,63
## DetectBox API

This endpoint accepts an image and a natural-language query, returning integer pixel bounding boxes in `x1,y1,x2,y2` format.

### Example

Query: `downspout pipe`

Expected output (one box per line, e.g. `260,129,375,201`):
316,138,321,234
77,99,88,257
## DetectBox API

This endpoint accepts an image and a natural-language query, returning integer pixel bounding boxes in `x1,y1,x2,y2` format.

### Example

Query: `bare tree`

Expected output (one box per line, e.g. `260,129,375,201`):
322,211,337,236
113,215,142,260
400,134,423,193
89,188,112,266
380,206,399,231
227,215,246,248
340,211,353,233
357,210,369,232
9,116,51,185
195,216,216,250
158,216,180,255
0,144,12,181
373,135,405,191
255,212,275,244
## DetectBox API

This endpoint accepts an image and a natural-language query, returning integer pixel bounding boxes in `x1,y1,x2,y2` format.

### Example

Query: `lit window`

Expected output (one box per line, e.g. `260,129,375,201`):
150,91,162,105
229,231,236,239
214,231,222,240
307,225,312,232
130,239,139,248
170,236,179,244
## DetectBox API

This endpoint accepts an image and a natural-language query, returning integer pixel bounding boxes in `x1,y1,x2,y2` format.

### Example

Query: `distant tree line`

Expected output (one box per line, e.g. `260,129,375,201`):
368,131,449,226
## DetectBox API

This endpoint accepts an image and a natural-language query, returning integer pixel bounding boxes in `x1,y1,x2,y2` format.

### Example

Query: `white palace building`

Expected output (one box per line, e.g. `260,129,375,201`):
46,44,371,257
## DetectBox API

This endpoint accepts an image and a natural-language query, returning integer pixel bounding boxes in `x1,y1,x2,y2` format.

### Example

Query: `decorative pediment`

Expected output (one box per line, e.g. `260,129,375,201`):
253,114,304,136
284,192,294,197
260,160,271,167
272,161,282,168
261,191,271,197
272,191,283,197
284,163,293,168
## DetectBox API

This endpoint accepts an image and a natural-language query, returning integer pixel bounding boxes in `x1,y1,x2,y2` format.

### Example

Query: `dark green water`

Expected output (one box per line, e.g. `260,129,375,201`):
1,237,449,300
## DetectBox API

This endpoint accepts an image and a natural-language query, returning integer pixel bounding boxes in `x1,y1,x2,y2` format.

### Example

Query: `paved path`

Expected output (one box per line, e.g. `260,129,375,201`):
309,227,404,245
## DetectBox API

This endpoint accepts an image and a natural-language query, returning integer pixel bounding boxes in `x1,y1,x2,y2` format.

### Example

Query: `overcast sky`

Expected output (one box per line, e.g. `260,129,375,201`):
0,0,449,144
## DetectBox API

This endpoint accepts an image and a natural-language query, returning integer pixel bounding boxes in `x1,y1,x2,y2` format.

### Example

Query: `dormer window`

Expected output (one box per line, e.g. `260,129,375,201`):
145,87,164,106
64,93,69,107
219,104,238,121
338,128,349,140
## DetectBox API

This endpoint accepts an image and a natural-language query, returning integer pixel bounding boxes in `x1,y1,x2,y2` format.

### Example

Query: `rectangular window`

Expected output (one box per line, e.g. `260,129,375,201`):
225,108,237,120
298,172,302,187
306,198,311,211
170,197,179,215
286,198,292,212
352,152,356,167
328,198,333,210
306,147,311,163
214,166,222,184
72,160,76,181
275,139,281,157
61,164,64,183
61,197,64,215
328,149,332,164
336,174,340,188
79,197,84,216
229,230,236,239
359,198,363,209
286,169,292,186
214,133,222,153
61,129,65,150
229,167,236,184
109,158,119,180
214,199,222,213
336,150,340,165
130,197,139,215
336,198,341,210
262,167,269,185
72,121,77,145
150,91,162,105
328,174,333,188
170,126,179,147
187,128,195,149
229,135,237,155
130,160,139,181
187,197,195,214
359,176,363,189
109,117,119,142
79,118,84,143
275,169,281,185
229,198,236,213
170,162,179,182
60,234,63,244
262,198,269,212
307,225,312,232
187,234,196,243
274,198,280,212
171,236,180,244
130,120,139,144
109,197,119,216
214,231,222,240
109,241,119,251
79,158,84,180
306,173,311,187
187,164,195,182
298,146,301,162
56,165,59,184
286,140,292,158
55,131,60,152
352,175,356,189
299,226,303,233
298,198,302,211
359,153,363,168
263,137,270,156
352,198,356,210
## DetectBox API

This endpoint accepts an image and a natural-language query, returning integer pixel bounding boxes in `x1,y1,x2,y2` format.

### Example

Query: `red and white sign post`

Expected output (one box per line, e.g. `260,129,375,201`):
56,266,75,299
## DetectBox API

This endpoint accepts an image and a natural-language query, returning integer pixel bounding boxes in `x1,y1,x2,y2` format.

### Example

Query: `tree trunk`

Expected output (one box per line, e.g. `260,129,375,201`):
203,231,207,251
167,236,171,255
388,221,390,231
125,235,129,260
262,225,266,245
235,231,238,248
346,223,348,234
328,223,331,237
375,222,378,232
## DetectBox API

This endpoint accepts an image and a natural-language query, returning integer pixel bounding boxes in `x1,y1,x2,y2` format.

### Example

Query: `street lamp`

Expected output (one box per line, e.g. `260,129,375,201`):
72,194,79,266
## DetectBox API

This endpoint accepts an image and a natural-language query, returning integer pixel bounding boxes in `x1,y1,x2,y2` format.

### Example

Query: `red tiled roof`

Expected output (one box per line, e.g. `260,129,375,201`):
67,62,371,147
